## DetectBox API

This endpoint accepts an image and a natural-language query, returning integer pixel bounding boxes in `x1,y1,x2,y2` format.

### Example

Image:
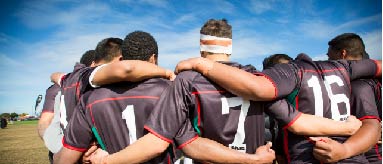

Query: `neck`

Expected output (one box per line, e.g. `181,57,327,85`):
203,53,230,62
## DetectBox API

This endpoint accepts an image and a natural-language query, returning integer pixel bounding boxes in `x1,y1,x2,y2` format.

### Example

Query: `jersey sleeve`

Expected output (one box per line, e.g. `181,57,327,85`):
264,99,302,128
351,80,381,121
79,67,97,96
63,102,93,152
346,59,379,80
41,84,61,113
262,63,301,99
144,74,198,145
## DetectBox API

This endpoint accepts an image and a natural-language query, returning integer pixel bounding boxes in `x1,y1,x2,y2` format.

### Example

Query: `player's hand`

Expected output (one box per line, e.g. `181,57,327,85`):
82,142,98,164
89,148,109,164
165,69,176,81
175,57,214,75
345,115,362,135
254,142,275,164
310,137,347,163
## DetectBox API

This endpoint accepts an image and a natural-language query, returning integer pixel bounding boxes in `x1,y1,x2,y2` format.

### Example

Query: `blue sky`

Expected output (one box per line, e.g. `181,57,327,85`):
0,0,381,115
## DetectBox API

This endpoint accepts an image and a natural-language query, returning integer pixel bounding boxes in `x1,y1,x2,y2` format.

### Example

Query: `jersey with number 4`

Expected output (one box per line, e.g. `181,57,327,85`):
262,54,379,164
63,78,178,163
59,63,95,130
145,62,265,155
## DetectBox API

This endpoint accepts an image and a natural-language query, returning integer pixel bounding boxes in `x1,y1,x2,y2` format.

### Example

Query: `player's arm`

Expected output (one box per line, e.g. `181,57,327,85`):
266,100,361,136
51,72,66,86
288,114,361,136
37,112,54,140
90,133,170,164
182,137,275,164
90,60,175,87
175,57,276,101
312,119,381,163
53,147,83,164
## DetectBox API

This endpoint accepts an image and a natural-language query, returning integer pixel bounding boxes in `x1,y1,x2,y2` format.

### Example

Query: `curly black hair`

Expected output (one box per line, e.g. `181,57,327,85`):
94,37,123,63
121,31,158,61
80,50,96,67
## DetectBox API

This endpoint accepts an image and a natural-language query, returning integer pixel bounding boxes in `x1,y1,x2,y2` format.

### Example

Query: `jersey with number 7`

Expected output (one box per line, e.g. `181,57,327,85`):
262,54,380,163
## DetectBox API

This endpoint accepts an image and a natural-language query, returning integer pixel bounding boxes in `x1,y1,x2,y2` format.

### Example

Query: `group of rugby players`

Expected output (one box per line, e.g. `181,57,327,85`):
37,18,382,164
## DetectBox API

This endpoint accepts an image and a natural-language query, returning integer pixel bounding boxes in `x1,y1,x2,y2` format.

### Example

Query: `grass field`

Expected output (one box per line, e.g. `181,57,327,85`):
0,120,50,164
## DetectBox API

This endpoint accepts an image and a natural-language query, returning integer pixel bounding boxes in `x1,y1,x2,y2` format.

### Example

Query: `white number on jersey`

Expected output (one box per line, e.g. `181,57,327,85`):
221,97,250,153
308,75,350,121
122,105,137,144
59,95,68,129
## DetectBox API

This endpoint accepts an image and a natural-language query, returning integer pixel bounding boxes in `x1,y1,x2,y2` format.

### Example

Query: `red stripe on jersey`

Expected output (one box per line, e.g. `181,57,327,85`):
86,96,159,109
62,136,87,152
60,74,67,86
76,82,81,100
177,135,199,149
373,60,381,77
375,144,382,160
191,90,225,95
254,73,278,100
303,68,346,73
195,95,202,133
282,112,303,130
63,82,79,91
283,129,291,164
359,116,381,122
41,110,54,113
144,125,173,143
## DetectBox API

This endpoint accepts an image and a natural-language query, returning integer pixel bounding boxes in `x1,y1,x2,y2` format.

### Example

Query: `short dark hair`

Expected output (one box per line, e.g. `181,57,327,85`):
263,54,293,69
200,19,232,39
121,31,158,61
94,37,123,63
328,33,367,59
80,50,96,67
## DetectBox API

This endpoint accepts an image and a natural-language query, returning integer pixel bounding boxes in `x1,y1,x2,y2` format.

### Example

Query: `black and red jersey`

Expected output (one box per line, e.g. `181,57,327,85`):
351,78,382,164
145,62,266,155
63,78,175,163
41,84,60,114
59,63,95,129
262,54,379,163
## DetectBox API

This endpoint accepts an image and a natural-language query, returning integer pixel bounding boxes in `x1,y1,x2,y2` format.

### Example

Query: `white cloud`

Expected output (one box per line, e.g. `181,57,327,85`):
362,30,382,60
248,0,274,14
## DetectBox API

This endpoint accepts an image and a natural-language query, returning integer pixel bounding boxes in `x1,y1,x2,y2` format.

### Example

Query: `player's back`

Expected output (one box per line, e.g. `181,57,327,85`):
178,62,265,154
351,78,382,164
283,55,368,163
82,78,171,163
60,63,94,129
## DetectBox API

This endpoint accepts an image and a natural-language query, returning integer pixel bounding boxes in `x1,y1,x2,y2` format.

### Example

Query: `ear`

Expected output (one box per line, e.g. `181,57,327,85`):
149,54,157,64
341,49,347,59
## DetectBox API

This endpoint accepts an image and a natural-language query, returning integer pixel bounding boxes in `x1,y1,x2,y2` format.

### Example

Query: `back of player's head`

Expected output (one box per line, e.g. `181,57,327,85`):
95,37,123,63
200,19,232,39
263,54,293,70
80,50,96,67
121,31,158,61
328,33,367,59
200,19,232,55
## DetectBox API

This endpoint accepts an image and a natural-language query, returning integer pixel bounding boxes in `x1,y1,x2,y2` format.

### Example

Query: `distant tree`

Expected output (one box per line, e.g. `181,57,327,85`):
20,113,29,117
0,113,10,118
10,112,18,119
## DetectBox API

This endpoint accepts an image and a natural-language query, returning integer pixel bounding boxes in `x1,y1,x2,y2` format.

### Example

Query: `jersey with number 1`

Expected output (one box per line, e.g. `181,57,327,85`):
262,54,379,163
63,78,179,163
145,62,265,155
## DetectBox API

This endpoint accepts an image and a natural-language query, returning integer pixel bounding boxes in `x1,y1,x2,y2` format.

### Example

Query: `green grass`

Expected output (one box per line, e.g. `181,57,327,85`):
0,120,49,164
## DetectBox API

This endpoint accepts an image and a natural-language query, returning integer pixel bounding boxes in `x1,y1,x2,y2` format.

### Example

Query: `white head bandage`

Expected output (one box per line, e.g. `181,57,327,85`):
200,34,232,54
